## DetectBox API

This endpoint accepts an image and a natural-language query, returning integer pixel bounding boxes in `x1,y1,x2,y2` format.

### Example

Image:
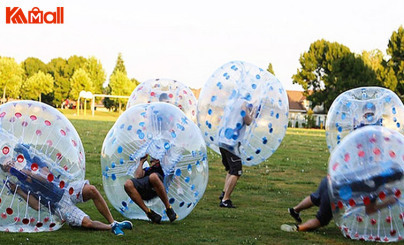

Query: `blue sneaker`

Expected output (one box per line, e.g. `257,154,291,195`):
112,223,124,236
117,220,133,230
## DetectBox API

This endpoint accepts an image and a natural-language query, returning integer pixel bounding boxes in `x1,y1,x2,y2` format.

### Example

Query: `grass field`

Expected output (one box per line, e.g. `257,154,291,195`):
1,118,357,245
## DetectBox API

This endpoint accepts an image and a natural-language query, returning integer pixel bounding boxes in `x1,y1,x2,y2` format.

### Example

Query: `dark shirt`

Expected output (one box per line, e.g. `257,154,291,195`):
144,162,164,178
353,118,383,130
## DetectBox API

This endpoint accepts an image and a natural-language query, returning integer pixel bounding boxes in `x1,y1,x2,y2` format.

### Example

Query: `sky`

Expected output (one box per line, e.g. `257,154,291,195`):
0,0,403,91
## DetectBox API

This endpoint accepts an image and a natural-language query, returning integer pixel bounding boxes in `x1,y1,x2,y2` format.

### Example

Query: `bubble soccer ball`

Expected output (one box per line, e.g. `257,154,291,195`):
326,87,404,152
127,78,197,122
101,102,208,221
328,126,404,242
197,61,289,166
0,101,85,232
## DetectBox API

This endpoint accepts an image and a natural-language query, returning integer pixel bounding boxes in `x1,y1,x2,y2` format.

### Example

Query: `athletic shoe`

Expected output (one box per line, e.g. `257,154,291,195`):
147,209,162,224
219,191,225,200
281,224,298,232
116,220,133,230
111,223,124,236
166,206,178,222
288,208,302,223
220,199,236,208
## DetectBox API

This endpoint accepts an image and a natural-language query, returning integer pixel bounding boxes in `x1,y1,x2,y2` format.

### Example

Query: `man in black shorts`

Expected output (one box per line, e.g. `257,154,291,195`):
281,177,332,232
124,155,178,223
219,100,255,208
218,147,243,208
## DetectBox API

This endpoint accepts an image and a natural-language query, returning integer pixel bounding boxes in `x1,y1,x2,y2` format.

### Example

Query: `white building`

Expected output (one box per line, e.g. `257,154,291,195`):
287,90,326,128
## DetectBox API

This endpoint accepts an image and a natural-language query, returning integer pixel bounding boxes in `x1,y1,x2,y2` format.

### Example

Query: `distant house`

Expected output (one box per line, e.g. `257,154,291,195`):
190,88,201,99
286,90,326,128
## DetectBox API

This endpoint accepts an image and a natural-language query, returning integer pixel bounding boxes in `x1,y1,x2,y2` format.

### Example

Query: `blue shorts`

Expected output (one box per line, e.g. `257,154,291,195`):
310,177,332,226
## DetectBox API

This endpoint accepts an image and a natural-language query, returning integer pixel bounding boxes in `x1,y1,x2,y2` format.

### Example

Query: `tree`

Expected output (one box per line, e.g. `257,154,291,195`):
325,53,380,107
112,53,127,76
66,55,87,78
362,49,397,91
109,70,136,112
21,71,54,102
0,57,24,100
130,78,140,87
387,26,404,98
102,85,115,111
267,63,275,75
84,57,106,95
304,109,315,128
104,53,129,110
292,40,380,111
21,57,47,79
47,58,70,107
69,68,93,100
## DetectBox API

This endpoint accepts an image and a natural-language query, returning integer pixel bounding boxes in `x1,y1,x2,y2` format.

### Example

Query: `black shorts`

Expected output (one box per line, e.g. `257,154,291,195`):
130,173,164,201
219,147,242,176
310,177,332,226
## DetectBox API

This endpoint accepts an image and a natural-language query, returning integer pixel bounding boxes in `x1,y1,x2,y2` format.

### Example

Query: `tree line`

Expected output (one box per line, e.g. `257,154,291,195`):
292,26,404,112
1,26,403,113
0,52,138,110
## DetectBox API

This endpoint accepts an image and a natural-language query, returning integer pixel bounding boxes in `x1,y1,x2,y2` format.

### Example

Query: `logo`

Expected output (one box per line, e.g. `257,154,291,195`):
6,7,64,24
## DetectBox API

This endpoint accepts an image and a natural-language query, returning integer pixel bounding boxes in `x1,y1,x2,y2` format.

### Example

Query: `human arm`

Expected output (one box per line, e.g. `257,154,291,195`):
8,182,40,211
134,155,148,179
242,103,256,126
365,196,397,215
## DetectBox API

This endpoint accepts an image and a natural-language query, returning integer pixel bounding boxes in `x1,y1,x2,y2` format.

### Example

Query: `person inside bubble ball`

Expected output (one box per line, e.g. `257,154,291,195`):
0,145,132,236
218,96,256,208
124,154,178,223
159,93,169,102
281,168,401,232
353,102,383,130
158,92,185,196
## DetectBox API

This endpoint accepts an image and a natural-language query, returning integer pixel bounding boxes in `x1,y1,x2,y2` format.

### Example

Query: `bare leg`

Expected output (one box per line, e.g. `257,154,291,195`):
222,173,231,192
222,174,240,201
294,196,314,213
149,173,170,209
298,218,321,231
81,216,112,230
124,179,149,213
82,184,114,224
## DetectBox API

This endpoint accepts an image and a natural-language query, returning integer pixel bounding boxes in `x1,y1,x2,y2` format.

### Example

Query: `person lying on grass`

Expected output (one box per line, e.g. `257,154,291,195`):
0,146,132,236
281,174,400,232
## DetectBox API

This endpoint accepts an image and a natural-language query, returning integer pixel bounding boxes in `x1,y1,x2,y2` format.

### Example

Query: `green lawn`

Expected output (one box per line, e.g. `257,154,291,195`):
1,121,357,244
58,108,122,122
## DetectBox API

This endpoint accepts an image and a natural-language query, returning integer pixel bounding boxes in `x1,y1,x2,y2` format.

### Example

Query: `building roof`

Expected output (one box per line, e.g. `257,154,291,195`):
190,88,200,99
287,90,306,112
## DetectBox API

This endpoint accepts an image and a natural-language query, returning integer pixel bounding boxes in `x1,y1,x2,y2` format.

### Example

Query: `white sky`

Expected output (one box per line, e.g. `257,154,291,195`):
0,0,403,91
